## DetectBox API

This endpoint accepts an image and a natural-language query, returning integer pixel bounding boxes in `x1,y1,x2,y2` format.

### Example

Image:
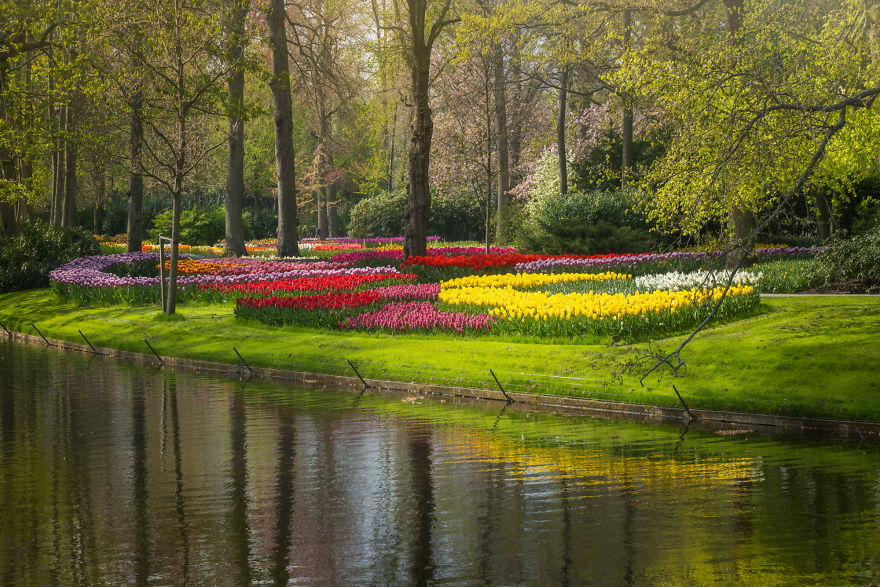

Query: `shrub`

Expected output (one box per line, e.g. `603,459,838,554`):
147,207,253,245
348,189,485,241
429,194,483,241
519,188,653,254
0,220,100,293
812,221,880,292
348,190,407,238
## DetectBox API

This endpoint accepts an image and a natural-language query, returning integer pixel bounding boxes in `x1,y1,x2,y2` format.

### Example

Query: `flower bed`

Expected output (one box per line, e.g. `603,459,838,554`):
53,242,812,340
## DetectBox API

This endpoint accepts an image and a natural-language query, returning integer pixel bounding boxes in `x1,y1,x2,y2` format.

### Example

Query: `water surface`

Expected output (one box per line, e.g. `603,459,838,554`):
1,340,878,584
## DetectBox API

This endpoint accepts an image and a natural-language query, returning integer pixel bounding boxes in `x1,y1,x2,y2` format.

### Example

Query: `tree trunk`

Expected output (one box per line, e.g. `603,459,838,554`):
52,105,66,228
723,0,753,249
621,9,633,188
127,92,144,253
811,186,833,240
166,192,182,315
328,187,339,237
224,0,248,257
269,0,299,257
403,0,434,259
557,68,568,196
317,190,327,238
388,103,397,191
508,36,523,176
492,42,510,244
61,126,77,229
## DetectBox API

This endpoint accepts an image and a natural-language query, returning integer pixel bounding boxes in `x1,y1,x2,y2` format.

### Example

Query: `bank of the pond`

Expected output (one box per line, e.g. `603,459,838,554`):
1,289,878,422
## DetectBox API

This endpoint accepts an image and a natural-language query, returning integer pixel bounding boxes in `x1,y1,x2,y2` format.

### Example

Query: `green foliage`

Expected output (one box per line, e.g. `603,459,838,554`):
751,258,824,293
347,189,485,240
520,189,653,254
147,207,253,245
347,190,406,237
429,194,483,241
0,220,99,293
813,222,880,292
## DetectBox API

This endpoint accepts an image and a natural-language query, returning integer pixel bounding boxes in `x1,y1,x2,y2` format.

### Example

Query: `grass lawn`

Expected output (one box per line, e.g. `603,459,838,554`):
1,289,878,421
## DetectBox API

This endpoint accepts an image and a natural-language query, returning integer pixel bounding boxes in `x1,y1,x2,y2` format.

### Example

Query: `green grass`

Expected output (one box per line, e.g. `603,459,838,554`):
1,289,879,421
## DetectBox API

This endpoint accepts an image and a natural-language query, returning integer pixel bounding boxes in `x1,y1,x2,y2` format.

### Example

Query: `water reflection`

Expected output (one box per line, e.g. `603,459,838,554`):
0,339,879,584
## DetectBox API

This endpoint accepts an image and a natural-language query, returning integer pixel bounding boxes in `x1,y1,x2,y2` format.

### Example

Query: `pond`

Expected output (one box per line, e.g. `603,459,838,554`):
1,339,878,584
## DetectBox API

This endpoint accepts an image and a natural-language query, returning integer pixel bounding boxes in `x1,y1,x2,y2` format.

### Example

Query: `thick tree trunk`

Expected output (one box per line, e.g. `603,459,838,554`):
224,1,248,257
269,0,299,257
810,186,833,240
621,9,633,188
557,68,568,196
492,42,510,244
724,0,753,249
403,0,434,259
127,92,144,253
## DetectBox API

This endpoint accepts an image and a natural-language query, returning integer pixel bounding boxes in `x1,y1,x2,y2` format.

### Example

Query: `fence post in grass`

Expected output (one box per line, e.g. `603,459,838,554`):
233,347,253,377
489,369,514,404
673,385,696,421
78,330,103,355
348,360,371,392
145,339,164,367
31,323,50,346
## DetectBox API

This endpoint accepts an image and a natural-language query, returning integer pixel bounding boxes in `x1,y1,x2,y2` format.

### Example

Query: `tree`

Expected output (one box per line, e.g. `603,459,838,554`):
401,0,457,259
268,0,299,257
111,0,229,314
288,0,366,238
224,0,250,257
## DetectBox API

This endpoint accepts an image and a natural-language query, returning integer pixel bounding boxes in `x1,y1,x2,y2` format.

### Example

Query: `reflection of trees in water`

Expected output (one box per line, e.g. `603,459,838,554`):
227,384,250,585
2,344,880,583
408,425,435,586
165,375,190,584
270,407,295,585
133,378,149,586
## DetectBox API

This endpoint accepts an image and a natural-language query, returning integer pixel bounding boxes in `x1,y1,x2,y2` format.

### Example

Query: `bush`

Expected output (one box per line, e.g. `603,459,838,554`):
519,189,653,254
0,220,100,293
429,194,483,241
812,221,880,292
348,189,485,240
147,207,253,245
348,190,407,238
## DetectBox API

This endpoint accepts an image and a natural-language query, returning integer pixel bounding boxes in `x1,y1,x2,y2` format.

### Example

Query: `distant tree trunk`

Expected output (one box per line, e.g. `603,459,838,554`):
269,0,299,257
724,0,753,250
388,103,397,191
52,105,66,228
508,36,524,182
810,186,833,240
61,115,77,229
557,68,568,196
318,111,331,239
224,0,248,257
328,187,339,237
317,190,327,238
127,91,144,253
620,9,633,188
403,0,436,259
492,42,510,244
93,161,105,234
